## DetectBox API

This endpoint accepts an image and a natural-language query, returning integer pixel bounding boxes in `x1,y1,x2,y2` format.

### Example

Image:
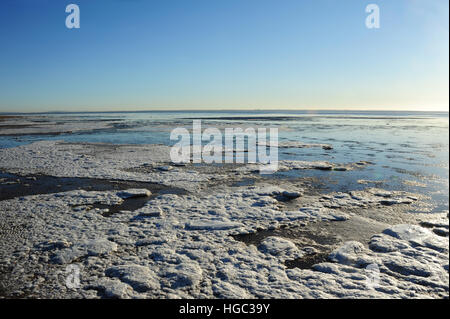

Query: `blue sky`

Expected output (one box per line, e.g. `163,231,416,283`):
0,0,448,112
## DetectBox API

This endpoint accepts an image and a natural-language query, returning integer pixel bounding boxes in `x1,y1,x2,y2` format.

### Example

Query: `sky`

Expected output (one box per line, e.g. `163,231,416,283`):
0,0,448,112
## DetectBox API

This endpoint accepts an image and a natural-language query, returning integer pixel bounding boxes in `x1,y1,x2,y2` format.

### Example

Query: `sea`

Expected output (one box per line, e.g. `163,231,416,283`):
0,110,448,213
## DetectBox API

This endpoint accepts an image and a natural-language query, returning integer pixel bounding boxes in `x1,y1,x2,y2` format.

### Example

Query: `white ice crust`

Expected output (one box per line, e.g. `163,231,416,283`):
0,141,448,299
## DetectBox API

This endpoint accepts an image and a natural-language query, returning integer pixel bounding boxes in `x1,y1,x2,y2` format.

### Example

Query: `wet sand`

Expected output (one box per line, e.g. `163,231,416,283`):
0,172,185,202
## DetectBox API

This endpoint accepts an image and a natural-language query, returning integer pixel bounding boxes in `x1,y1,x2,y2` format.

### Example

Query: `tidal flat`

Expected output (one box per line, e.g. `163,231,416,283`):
0,113,448,299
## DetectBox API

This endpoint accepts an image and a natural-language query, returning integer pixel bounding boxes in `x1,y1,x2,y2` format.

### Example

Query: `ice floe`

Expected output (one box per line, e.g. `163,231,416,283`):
116,189,152,199
105,264,160,292
258,237,302,260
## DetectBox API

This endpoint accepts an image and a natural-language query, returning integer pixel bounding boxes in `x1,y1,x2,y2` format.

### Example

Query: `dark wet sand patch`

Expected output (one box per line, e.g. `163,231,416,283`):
0,172,186,202
0,116,21,121
0,127,118,137
0,131,72,137
88,197,152,217
74,186,186,217
233,224,339,270
233,215,388,270
285,252,330,269
231,178,256,187
0,124,33,130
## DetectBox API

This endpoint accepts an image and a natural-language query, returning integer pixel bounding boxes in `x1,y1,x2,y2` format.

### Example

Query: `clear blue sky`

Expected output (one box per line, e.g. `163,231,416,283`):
0,0,448,112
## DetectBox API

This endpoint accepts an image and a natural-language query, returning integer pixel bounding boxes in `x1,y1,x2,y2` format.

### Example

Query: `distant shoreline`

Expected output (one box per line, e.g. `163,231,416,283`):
0,110,448,116
0,115,21,120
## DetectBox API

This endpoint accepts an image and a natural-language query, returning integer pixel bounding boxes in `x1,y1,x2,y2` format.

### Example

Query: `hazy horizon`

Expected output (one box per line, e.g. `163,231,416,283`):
1,108,449,115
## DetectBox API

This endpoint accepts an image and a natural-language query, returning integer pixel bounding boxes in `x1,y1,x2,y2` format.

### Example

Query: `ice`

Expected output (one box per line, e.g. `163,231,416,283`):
369,234,411,253
92,278,133,298
212,281,250,298
117,189,152,199
329,241,375,267
281,191,302,199
52,239,118,264
0,141,206,191
186,220,243,231
383,224,448,253
298,207,350,222
0,141,447,298
105,265,160,292
162,262,203,289
258,237,302,259
384,224,433,242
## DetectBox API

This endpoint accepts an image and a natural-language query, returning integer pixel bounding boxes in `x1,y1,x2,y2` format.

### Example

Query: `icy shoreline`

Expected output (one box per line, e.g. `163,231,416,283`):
0,141,448,299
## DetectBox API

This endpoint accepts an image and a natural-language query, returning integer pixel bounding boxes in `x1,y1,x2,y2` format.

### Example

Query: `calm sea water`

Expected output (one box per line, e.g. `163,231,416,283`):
1,110,448,213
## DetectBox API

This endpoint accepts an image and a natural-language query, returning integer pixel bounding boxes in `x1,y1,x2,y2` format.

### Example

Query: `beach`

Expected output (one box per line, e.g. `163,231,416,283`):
0,112,448,298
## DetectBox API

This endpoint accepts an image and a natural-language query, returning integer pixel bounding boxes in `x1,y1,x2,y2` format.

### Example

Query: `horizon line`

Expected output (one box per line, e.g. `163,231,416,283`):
0,108,449,115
